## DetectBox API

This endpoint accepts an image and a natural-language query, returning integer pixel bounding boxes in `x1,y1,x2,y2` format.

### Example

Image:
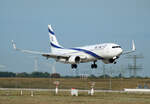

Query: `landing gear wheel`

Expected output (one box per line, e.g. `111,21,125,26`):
91,61,98,69
71,64,77,69
91,64,94,69
94,64,97,68
91,63,97,69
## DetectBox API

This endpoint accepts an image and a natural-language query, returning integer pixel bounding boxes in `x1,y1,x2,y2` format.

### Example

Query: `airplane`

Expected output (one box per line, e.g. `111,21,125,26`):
12,24,136,69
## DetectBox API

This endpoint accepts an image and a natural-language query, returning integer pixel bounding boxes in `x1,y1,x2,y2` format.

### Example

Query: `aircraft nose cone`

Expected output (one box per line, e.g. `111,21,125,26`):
116,48,123,56
119,48,123,55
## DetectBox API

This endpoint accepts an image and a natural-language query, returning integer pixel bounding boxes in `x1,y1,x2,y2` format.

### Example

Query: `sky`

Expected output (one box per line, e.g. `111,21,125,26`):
0,0,150,76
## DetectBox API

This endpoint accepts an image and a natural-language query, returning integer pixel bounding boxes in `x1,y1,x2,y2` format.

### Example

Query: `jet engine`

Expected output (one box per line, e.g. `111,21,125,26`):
68,56,81,64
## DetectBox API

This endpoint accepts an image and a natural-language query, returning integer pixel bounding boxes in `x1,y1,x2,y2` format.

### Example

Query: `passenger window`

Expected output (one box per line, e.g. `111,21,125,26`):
95,46,97,49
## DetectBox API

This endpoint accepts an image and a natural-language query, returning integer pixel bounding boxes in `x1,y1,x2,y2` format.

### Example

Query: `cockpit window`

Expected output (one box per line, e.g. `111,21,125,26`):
112,46,121,48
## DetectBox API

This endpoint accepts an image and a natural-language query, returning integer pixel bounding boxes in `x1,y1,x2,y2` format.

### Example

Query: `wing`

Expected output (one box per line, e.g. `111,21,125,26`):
11,40,88,61
11,40,69,59
122,40,136,55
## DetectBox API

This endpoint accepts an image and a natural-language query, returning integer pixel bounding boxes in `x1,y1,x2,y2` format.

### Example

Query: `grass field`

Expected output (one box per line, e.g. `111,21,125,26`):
0,78,150,104
0,91,150,104
0,78,150,90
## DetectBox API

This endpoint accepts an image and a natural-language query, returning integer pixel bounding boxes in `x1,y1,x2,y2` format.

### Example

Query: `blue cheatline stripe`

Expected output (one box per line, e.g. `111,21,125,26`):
50,42,103,59
70,48,104,59
50,42,63,49
48,28,55,35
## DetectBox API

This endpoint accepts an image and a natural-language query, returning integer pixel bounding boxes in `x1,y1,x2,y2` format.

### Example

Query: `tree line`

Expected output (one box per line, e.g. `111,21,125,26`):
0,71,60,78
0,71,148,78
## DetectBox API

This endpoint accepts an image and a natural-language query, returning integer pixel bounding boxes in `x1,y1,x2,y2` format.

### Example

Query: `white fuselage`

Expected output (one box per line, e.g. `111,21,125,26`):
54,43,123,64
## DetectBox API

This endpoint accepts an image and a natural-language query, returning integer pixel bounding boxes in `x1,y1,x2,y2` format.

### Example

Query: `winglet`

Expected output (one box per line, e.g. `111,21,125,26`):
122,40,136,55
132,40,136,51
12,40,17,50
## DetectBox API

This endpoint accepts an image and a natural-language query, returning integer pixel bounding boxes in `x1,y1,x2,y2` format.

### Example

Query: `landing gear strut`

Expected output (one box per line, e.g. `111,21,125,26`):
71,64,77,69
91,61,97,69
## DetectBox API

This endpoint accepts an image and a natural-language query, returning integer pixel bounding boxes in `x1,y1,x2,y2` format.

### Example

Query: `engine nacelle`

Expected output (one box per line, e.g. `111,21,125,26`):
102,59,115,64
68,56,81,64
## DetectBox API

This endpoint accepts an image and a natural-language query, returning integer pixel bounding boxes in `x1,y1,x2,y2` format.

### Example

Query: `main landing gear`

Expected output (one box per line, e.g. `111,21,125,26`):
71,61,98,69
91,61,97,69
71,64,77,69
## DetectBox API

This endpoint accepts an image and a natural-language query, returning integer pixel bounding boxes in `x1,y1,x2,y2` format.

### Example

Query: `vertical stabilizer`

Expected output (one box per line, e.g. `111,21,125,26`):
48,25,63,53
